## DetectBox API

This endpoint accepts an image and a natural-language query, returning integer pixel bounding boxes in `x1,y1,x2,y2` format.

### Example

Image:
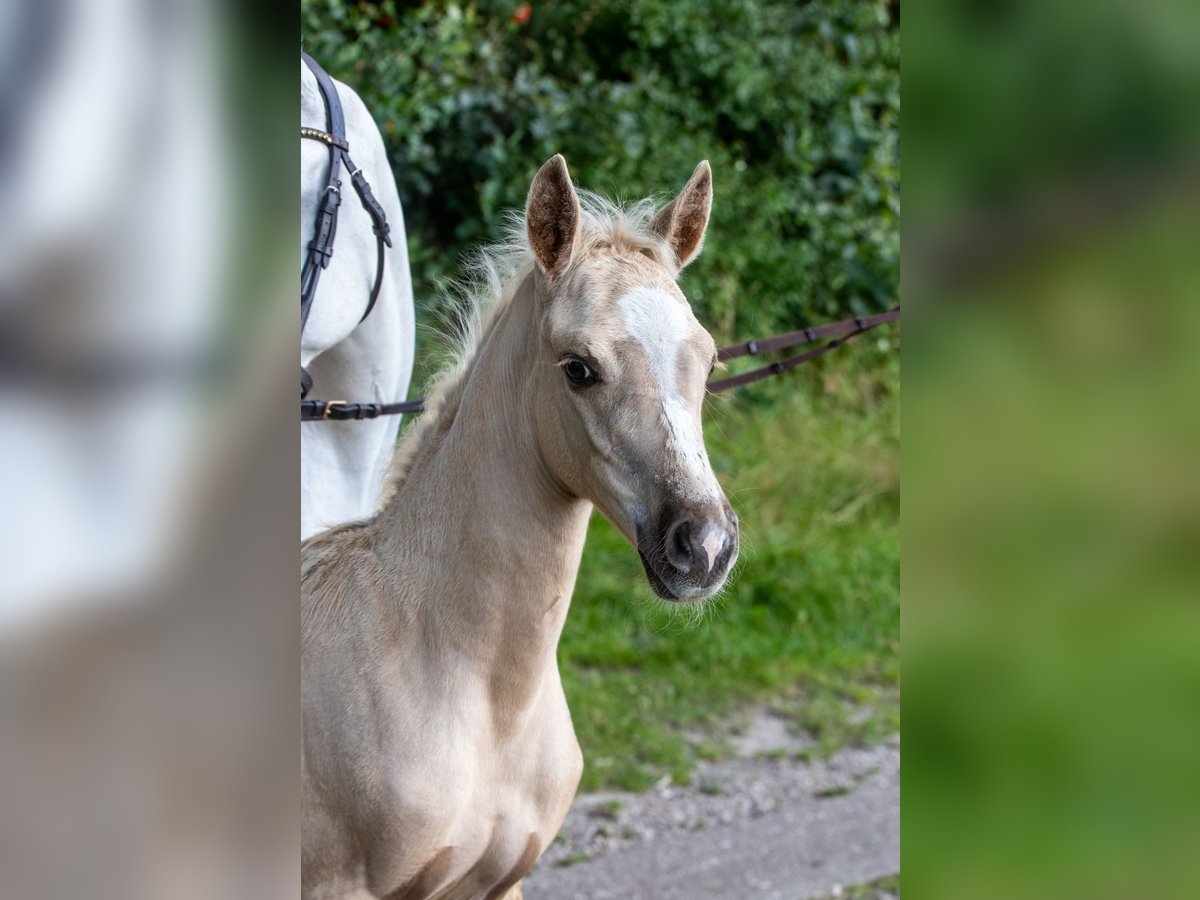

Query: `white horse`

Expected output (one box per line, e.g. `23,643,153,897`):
300,59,415,540
0,0,226,625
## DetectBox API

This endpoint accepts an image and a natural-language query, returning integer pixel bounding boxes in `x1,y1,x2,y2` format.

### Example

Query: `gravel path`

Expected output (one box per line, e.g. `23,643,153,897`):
524,713,899,899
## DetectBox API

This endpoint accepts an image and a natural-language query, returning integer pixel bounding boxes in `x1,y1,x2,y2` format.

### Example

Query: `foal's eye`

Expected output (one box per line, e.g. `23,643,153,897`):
562,357,598,387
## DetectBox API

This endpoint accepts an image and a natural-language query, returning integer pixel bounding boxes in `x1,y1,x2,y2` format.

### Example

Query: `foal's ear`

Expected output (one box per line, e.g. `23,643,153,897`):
526,154,581,280
650,161,713,272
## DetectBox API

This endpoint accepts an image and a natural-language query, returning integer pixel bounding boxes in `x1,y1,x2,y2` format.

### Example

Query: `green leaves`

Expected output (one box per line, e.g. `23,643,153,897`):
300,0,898,338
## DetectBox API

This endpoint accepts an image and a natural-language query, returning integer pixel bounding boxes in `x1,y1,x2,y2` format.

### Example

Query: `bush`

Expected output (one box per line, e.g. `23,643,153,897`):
300,0,899,340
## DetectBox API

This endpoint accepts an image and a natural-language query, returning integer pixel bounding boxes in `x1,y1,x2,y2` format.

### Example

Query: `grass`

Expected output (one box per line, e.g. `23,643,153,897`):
771,679,900,762
836,873,900,898
589,799,624,820
815,784,855,799
555,851,593,868
557,343,900,792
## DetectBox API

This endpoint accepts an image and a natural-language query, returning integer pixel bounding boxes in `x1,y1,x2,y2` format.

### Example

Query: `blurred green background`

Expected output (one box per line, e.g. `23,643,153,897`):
905,1,1200,897
300,0,900,797
301,0,898,335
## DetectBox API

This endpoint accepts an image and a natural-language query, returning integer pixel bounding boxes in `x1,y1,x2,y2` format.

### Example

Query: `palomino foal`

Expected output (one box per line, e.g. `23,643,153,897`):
301,156,738,899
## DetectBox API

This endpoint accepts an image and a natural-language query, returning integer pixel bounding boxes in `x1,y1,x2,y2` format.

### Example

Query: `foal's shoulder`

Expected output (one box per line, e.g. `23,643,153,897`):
301,521,385,633
301,520,375,575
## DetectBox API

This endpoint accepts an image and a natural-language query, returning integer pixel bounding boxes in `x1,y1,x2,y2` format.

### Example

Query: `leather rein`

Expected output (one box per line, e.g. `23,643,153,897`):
300,51,393,404
706,306,900,392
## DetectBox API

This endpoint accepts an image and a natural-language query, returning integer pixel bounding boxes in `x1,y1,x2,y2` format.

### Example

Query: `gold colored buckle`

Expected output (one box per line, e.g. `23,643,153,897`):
323,401,346,420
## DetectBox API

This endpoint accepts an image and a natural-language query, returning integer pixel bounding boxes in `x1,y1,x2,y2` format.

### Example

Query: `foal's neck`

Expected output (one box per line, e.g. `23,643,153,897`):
378,273,591,718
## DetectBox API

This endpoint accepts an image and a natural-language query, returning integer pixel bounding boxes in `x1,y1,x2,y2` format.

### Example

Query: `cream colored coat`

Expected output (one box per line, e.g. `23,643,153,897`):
301,157,738,899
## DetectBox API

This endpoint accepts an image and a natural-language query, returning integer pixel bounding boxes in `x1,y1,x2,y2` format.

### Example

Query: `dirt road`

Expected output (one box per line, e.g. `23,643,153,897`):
525,715,899,899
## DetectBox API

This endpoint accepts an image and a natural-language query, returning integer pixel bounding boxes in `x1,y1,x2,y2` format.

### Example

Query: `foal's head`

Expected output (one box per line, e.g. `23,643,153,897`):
524,155,738,602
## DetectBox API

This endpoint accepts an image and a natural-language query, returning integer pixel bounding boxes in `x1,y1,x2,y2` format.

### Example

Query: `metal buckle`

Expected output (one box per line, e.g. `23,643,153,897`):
323,401,346,420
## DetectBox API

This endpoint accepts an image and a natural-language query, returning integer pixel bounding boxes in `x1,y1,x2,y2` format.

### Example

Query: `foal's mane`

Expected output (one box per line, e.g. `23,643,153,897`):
380,189,674,504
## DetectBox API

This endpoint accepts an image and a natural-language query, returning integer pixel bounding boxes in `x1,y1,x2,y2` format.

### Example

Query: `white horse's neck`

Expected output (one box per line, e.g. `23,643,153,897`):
377,274,591,724
299,61,415,540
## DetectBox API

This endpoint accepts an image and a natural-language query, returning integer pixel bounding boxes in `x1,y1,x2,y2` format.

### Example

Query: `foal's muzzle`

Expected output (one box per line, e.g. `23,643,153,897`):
637,497,739,601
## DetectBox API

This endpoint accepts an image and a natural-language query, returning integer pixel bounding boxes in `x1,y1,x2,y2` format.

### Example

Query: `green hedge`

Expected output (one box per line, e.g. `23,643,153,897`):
301,0,898,339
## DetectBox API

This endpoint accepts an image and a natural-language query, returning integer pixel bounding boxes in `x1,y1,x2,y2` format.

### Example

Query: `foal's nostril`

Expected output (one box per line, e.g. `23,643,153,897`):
665,519,693,574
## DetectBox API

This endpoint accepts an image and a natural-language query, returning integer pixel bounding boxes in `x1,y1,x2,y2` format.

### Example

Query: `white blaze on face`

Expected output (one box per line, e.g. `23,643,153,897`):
617,285,719,502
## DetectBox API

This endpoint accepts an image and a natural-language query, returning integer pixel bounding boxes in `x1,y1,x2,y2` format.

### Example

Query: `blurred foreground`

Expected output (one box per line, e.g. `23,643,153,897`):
0,1,296,896
905,1,1200,896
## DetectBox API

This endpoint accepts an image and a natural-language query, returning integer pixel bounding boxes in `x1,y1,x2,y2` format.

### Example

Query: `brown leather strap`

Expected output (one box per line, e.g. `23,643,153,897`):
300,53,345,336
301,398,426,421
346,161,392,323
717,307,900,363
708,307,899,393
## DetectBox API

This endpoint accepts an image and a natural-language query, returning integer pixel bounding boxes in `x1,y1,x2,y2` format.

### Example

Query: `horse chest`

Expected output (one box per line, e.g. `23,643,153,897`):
382,688,583,899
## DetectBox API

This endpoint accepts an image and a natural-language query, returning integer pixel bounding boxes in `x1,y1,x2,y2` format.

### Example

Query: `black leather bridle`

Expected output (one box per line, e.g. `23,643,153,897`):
301,52,421,419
